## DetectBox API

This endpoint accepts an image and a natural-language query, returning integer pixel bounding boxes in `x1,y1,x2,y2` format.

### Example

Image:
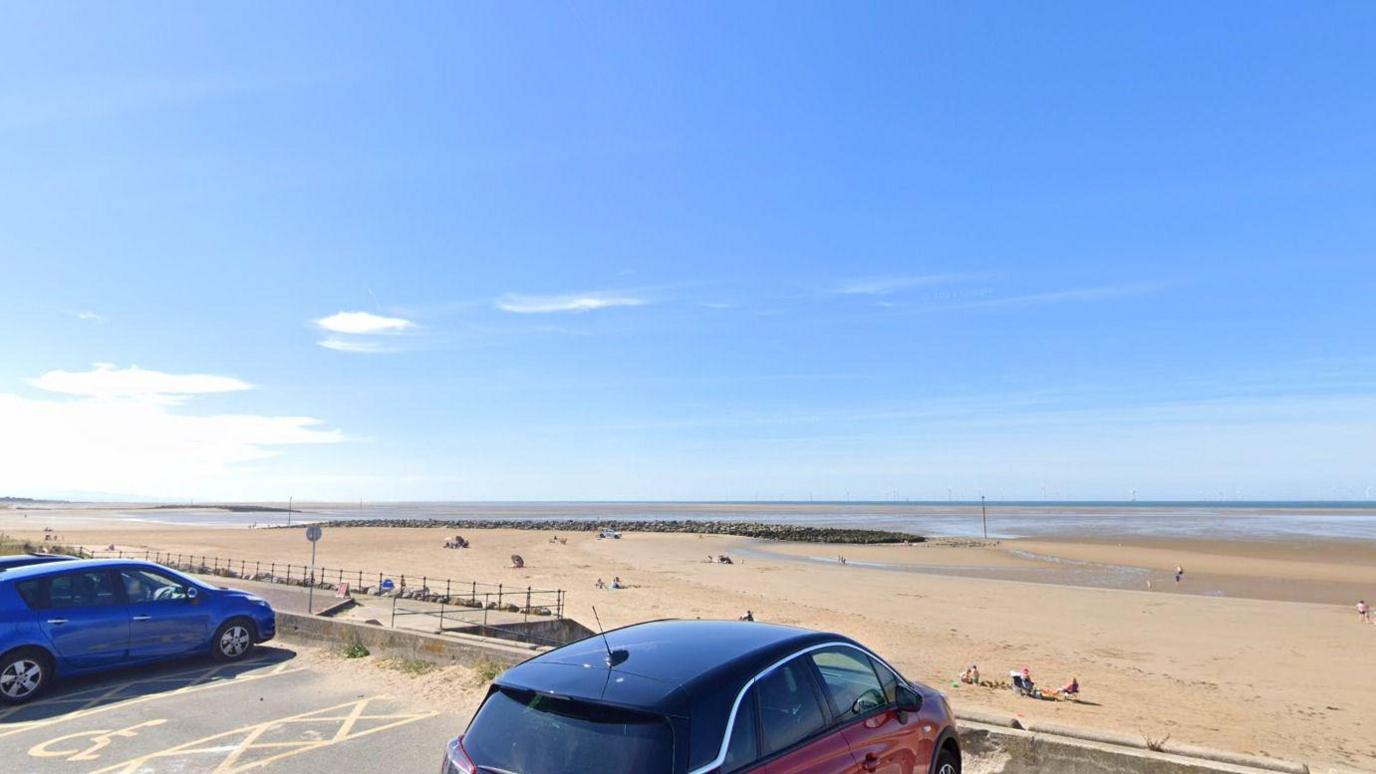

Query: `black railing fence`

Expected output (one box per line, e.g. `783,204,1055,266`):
80,548,565,620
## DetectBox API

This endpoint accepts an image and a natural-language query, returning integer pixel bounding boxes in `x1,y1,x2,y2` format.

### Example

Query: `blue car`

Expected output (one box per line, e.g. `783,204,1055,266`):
0,558,276,703
0,553,77,572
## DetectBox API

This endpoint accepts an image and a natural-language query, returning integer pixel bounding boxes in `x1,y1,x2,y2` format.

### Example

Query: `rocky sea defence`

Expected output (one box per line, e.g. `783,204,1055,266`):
312,518,923,544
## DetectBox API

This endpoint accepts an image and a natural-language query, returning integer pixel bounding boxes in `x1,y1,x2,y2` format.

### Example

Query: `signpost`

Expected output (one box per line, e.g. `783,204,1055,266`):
305,525,322,614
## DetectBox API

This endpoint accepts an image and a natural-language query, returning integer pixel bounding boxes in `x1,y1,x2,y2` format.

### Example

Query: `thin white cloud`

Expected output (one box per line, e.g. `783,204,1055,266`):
0,365,342,497
949,283,1163,310
495,293,648,314
317,337,394,354
314,311,415,334
834,273,988,296
29,364,252,405
70,310,105,323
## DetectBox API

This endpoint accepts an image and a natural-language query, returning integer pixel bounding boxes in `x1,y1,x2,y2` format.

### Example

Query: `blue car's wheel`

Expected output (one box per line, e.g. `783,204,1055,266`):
212,619,255,662
0,648,50,704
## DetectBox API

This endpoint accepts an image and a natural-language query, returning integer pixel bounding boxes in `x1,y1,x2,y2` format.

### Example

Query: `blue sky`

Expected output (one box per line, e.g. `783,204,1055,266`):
2,3,1373,501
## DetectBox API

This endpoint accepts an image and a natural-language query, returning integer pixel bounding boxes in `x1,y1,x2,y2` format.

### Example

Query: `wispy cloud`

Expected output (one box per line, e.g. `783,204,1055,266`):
317,337,395,354
314,311,415,334
313,310,417,354
946,282,1163,310
1,364,342,498
495,292,648,314
29,363,252,405
69,310,105,323
834,273,990,296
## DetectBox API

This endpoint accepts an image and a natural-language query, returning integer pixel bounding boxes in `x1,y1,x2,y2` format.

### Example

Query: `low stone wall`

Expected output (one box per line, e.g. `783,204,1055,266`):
274,611,538,668
443,617,595,647
956,716,1314,774
314,518,923,544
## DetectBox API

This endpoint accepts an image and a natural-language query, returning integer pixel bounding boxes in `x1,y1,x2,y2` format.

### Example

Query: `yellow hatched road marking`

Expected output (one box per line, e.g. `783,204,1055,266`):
27,718,167,761
0,659,301,739
90,696,439,774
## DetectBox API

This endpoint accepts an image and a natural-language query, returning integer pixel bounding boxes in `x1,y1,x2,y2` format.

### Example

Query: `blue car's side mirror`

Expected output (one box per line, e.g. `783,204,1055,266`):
186,586,200,601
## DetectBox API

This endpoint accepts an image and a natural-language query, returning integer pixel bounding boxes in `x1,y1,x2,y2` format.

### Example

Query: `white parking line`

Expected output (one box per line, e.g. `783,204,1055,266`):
0,659,302,739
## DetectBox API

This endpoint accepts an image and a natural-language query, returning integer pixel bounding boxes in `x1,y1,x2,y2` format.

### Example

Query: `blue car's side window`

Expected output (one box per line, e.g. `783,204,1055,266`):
48,571,120,609
121,569,189,603
14,579,47,610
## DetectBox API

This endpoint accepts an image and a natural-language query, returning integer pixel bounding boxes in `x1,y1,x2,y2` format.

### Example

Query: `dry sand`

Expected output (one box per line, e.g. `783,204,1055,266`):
2,513,1372,769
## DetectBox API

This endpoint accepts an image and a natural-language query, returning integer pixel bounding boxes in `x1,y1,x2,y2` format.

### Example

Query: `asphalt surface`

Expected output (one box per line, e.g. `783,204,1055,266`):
0,646,456,773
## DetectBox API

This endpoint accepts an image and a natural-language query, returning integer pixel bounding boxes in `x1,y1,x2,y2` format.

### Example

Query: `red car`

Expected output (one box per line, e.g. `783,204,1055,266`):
442,619,961,773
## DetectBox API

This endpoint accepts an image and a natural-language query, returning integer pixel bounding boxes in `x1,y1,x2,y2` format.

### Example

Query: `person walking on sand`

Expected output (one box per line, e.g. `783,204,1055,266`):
1174,565,1184,584
1359,600,1370,623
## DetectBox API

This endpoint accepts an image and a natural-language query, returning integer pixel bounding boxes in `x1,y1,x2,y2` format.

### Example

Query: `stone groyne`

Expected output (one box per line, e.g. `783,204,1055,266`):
312,518,923,544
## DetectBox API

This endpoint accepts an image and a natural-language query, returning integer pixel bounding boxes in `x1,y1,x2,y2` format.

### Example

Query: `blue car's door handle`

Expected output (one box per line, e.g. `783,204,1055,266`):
132,615,152,621
46,618,69,625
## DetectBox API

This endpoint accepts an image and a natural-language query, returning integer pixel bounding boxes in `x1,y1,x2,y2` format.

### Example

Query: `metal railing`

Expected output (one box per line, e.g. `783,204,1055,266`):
387,594,573,648
80,548,565,620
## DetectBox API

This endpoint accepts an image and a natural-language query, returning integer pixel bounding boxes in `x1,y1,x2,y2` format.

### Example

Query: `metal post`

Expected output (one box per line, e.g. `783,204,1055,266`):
438,600,445,634
525,587,531,622
391,594,397,628
498,583,503,608
483,594,489,630
981,495,988,540
307,538,317,615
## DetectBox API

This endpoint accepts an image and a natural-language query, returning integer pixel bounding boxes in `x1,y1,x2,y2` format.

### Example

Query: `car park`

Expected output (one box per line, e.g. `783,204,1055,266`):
0,558,277,703
441,619,960,774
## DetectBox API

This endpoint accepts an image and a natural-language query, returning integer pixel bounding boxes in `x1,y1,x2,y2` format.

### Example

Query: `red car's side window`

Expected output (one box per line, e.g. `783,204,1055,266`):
722,685,760,773
756,658,828,755
809,647,887,721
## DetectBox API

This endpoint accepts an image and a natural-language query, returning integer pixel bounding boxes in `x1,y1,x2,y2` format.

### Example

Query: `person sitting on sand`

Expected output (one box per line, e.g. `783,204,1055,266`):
595,578,606,589
1060,677,1079,698
959,665,980,685
1359,599,1370,623
740,610,754,622
610,576,624,589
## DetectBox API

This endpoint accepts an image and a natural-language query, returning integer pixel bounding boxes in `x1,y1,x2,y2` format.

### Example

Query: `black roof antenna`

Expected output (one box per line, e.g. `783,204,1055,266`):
590,606,629,667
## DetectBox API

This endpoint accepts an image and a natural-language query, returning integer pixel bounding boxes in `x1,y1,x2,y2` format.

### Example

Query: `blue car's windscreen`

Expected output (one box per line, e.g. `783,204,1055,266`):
464,687,673,774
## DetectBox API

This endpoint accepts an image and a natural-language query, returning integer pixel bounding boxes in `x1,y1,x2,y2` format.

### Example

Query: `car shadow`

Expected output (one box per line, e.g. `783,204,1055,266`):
0,646,299,725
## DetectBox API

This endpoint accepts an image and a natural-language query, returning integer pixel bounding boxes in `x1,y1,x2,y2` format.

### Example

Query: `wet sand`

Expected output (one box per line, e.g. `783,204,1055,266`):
2,512,1373,769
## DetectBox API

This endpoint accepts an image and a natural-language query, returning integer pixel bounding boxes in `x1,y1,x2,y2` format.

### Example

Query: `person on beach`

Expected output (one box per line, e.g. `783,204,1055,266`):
1359,600,1370,623
1174,565,1184,583
1061,677,1079,699
959,665,979,684
739,610,754,621
595,578,606,590
838,555,847,565
611,576,624,589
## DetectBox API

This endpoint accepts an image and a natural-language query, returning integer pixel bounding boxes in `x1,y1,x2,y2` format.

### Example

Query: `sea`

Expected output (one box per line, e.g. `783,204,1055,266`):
33,500,1376,542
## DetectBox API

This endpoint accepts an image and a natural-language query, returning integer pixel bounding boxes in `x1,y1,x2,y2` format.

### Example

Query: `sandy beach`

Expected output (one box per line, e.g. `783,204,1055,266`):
2,509,1373,770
